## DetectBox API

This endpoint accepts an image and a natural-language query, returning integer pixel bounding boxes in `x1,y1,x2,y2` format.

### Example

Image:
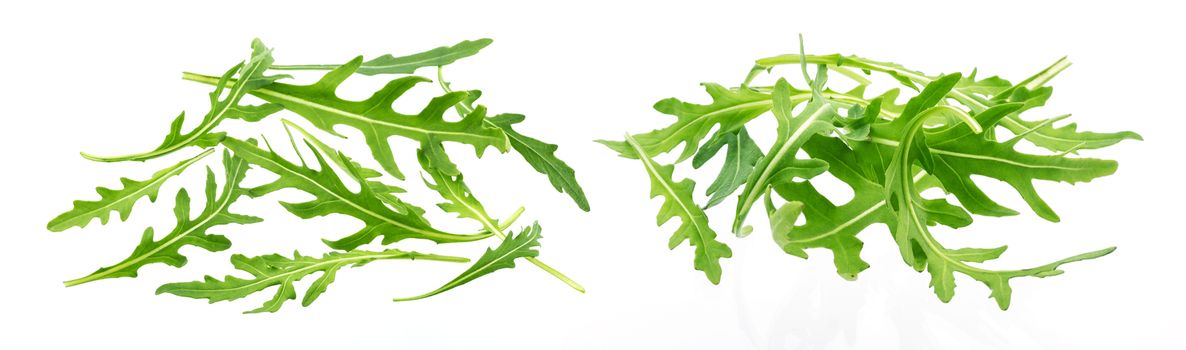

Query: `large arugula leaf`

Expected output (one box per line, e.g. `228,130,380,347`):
181,57,509,179
767,137,973,280
158,249,468,313
271,38,492,75
394,223,543,301
48,148,214,232
881,78,1113,309
63,150,259,287
220,137,491,250
280,119,425,216
733,75,836,234
623,134,732,283
83,39,284,162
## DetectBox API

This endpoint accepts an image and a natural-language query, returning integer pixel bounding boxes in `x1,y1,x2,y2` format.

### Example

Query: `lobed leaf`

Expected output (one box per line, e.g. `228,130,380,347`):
623,134,731,283
48,148,214,232
63,150,259,286
83,39,284,162
159,249,468,313
394,223,542,301
271,38,492,75
220,137,491,250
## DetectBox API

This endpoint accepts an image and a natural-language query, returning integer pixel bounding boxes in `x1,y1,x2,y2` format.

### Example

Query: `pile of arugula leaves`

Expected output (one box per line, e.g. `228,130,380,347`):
601,36,1137,309
49,38,588,312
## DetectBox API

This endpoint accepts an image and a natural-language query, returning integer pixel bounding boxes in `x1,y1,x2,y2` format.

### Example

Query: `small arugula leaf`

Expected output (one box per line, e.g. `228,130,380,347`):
63,150,258,287
624,134,732,284
220,137,491,250
83,39,284,162
416,147,492,226
394,223,542,301
182,57,509,179
416,147,586,293
693,127,763,209
488,113,591,211
48,148,214,232
159,249,469,313
598,84,773,161
733,75,837,234
272,38,492,75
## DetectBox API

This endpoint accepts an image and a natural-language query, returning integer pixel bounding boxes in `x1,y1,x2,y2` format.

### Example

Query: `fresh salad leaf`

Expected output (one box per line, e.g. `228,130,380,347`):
159,249,468,313
272,38,492,75
48,148,214,232
394,223,542,301
63,150,258,286
220,137,491,250
82,39,284,162
622,134,732,284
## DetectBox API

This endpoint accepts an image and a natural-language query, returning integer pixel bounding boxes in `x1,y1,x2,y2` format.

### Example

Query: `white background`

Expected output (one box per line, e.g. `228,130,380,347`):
1,1,1183,349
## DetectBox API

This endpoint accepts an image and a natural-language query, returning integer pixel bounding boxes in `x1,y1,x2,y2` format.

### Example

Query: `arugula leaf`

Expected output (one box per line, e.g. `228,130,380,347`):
271,38,492,75
220,137,492,250
48,148,214,232
488,113,591,211
416,148,585,292
692,126,763,209
883,78,1113,309
733,76,837,234
394,223,542,301
63,150,259,287
280,119,422,215
434,68,590,211
181,57,509,179
598,83,773,161
623,134,732,283
159,249,468,313
82,39,284,162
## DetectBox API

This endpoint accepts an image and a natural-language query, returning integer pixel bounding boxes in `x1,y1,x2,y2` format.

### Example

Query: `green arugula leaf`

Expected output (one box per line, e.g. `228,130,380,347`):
182,57,510,180
692,126,763,209
394,223,542,301
220,137,491,250
488,113,591,211
435,67,590,211
598,83,773,161
83,39,284,162
883,80,1113,309
623,134,732,284
271,38,492,75
733,75,837,234
416,148,585,292
48,148,214,232
63,150,259,287
280,119,423,216
159,249,468,313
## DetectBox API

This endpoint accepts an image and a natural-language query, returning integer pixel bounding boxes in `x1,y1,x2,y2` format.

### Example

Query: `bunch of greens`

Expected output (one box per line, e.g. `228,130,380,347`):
49,38,588,312
600,37,1137,309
